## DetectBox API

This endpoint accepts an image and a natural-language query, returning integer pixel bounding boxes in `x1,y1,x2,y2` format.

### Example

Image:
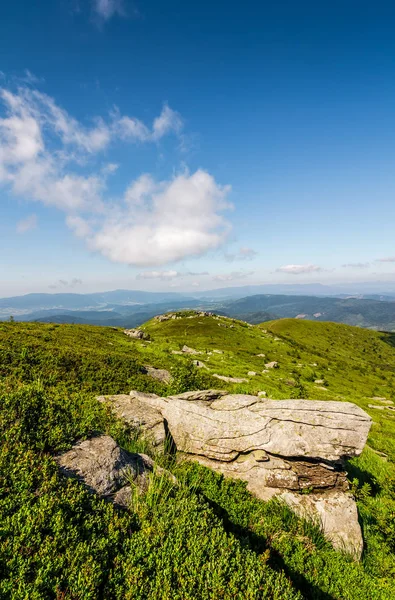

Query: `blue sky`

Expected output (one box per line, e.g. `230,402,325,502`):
1,0,395,295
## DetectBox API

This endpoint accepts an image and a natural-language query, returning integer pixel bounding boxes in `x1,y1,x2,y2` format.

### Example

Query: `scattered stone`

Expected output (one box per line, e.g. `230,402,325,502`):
368,404,386,410
171,350,183,355
142,365,172,384
213,349,223,354
377,399,393,405
265,361,279,369
182,345,201,355
97,392,166,449
124,328,150,340
256,353,266,358
248,371,257,376
213,374,249,384
258,391,267,397
314,379,325,384
262,369,269,374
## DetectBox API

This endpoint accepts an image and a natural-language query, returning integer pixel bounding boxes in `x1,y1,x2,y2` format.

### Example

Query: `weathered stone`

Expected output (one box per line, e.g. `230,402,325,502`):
124,329,150,340
96,389,371,557
278,490,363,558
182,345,200,354
169,389,227,402
213,374,249,384
256,353,266,358
133,391,371,557
55,436,175,508
55,435,154,497
258,391,267,397
97,392,166,449
248,371,257,376
142,365,172,384
265,361,279,369
145,396,371,463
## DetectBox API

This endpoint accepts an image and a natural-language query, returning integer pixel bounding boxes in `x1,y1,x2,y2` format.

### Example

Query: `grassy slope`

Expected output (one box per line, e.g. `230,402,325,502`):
0,316,395,599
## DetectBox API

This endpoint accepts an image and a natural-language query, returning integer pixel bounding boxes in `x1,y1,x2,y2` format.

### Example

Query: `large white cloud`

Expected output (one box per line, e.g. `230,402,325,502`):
0,83,232,266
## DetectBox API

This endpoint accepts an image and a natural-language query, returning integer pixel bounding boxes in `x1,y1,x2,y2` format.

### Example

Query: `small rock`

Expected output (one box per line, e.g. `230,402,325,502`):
213,349,223,354
213,374,249,384
258,391,267,397
314,379,324,384
265,361,279,369
171,350,183,355
256,353,266,358
142,365,173,384
368,404,386,410
124,328,150,340
182,345,200,355
248,371,257,376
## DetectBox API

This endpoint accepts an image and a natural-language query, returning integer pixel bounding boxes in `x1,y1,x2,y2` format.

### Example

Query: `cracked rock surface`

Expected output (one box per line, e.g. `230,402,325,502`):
131,390,372,557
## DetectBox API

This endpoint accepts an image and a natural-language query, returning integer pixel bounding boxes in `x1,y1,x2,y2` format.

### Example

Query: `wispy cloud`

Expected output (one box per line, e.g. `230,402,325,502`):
16,213,37,234
275,264,323,275
376,257,395,263
0,82,232,267
136,270,209,280
213,270,254,282
225,246,258,262
92,0,125,21
48,278,83,290
342,262,370,268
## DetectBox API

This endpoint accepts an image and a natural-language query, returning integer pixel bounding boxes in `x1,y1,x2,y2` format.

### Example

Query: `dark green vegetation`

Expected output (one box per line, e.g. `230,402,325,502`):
1,316,395,599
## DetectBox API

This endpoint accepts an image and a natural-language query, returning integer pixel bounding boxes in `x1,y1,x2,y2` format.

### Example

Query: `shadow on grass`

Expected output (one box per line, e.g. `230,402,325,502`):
380,331,395,350
346,460,380,495
205,497,336,600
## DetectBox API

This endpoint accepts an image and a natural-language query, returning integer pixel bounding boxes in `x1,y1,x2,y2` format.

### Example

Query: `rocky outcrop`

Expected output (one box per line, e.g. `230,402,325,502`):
128,390,371,557
97,392,166,448
54,435,172,507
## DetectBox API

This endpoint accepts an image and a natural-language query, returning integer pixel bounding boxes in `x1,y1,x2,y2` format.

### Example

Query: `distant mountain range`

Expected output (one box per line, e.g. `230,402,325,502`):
1,286,395,331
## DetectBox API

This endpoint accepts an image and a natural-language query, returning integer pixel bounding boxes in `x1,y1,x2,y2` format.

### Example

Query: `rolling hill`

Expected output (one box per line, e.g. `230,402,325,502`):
1,314,395,598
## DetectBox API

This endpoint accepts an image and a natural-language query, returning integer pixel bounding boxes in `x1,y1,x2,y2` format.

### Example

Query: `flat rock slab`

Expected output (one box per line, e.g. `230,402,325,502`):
141,394,371,463
97,392,166,449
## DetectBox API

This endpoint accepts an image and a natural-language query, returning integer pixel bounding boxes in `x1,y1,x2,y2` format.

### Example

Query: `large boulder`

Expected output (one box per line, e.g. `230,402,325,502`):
54,435,172,507
134,391,371,557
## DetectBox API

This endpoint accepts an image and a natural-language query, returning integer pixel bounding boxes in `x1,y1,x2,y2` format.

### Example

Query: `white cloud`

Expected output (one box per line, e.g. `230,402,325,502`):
213,270,253,282
342,262,370,268
88,169,231,265
276,264,323,275
16,213,37,233
376,257,395,263
92,0,125,21
0,82,232,267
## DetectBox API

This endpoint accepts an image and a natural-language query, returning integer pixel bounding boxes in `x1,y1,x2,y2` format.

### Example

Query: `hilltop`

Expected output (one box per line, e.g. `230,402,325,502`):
1,314,395,599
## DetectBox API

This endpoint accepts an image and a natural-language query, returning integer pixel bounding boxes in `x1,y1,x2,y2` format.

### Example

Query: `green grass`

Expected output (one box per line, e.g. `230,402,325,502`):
1,316,395,598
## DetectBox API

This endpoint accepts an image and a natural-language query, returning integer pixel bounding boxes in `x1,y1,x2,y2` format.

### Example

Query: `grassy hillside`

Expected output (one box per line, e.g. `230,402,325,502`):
1,316,395,599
